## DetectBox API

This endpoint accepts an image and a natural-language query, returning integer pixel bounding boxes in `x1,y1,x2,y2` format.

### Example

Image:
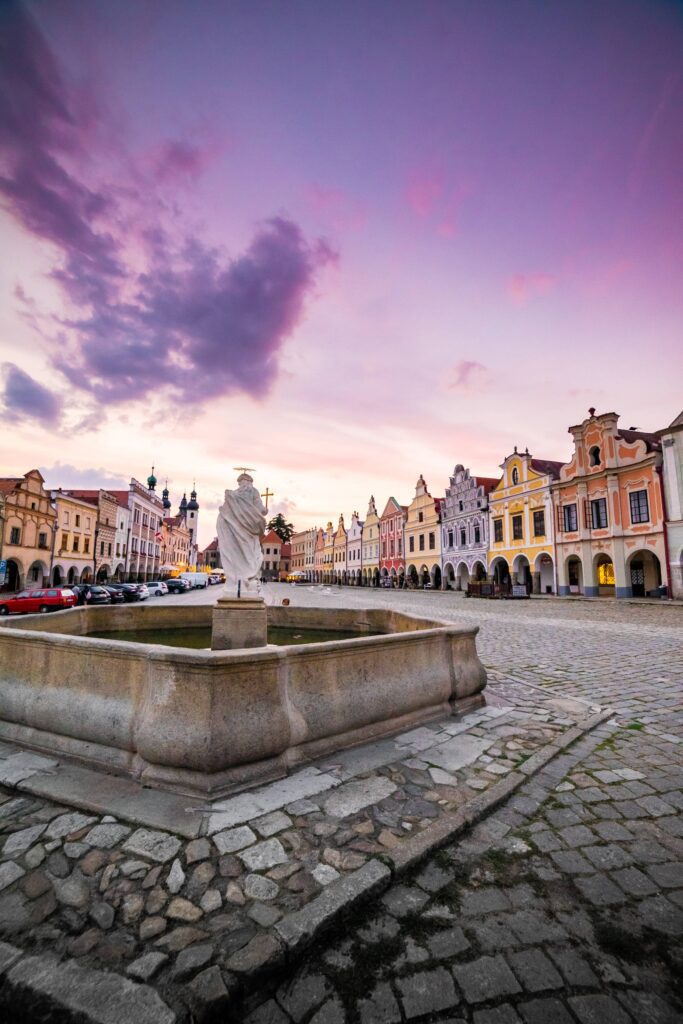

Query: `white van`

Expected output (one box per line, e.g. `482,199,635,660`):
179,572,209,589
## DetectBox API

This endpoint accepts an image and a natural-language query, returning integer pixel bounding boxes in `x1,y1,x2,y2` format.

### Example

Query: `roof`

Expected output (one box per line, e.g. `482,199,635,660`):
617,429,660,452
203,538,218,552
60,489,100,508
280,543,291,556
476,476,500,493
262,530,283,545
530,459,563,480
0,478,22,495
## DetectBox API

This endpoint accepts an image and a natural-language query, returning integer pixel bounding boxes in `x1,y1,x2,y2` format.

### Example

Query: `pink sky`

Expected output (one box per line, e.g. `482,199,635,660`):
1,0,681,547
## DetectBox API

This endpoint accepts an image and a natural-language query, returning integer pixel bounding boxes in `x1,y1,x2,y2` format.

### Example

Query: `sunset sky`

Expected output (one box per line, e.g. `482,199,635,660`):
1,0,681,547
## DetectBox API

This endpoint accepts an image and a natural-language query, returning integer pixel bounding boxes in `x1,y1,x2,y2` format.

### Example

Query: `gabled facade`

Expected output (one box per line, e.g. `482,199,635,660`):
553,410,665,597
313,526,326,582
108,478,164,581
322,521,335,582
279,543,291,579
379,497,406,586
488,449,561,594
346,511,363,585
361,496,381,587
404,475,443,589
62,489,121,583
50,491,98,586
0,470,56,592
441,467,498,590
201,538,221,570
261,530,282,581
332,515,348,582
657,410,683,599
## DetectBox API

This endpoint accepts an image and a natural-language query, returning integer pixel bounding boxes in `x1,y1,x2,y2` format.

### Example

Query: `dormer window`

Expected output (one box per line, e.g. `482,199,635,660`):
589,446,601,467
512,468,519,485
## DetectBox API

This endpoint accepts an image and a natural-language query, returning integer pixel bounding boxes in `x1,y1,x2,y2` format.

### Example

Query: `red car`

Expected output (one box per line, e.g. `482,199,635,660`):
0,588,77,616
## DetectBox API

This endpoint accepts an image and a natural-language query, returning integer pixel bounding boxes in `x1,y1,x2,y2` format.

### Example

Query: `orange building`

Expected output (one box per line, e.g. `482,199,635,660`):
552,409,666,597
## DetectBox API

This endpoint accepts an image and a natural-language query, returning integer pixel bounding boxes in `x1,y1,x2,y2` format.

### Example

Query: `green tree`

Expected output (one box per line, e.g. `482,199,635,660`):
267,512,295,543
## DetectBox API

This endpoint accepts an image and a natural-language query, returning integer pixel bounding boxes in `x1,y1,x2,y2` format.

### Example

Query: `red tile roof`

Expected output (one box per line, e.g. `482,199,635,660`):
617,429,660,452
280,543,291,556
530,459,563,479
262,531,283,545
0,478,22,495
476,476,501,493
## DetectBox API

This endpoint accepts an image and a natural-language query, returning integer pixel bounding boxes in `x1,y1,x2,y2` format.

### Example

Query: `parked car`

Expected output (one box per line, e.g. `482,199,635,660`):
165,577,191,594
179,572,209,589
103,586,125,604
72,584,111,606
0,588,77,616
147,581,168,597
136,584,150,600
107,583,142,602
208,573,224,585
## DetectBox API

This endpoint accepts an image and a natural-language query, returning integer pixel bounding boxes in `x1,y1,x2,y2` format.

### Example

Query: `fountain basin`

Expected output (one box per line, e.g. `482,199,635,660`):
0,604,487,797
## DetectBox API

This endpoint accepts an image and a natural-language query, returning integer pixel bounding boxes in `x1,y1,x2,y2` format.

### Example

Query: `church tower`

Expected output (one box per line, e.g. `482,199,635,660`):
186,484,200,567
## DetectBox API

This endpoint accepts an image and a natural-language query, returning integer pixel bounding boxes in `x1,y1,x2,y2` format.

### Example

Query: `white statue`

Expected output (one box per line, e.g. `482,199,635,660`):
216,472,267,594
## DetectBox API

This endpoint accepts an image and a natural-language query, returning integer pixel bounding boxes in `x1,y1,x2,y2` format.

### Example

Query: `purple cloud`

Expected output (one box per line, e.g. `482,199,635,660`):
448,360,487,391
1,363,62,425
39,462,128,491
0,2,335,410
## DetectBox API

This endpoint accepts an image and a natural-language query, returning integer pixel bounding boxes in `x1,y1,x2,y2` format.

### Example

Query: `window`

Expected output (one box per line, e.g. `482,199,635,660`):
38,532,48,548
419,535,425,551
533,510,545,537
512,468,519,485
448,530,453,548
493,518,503,543
75,514,80,527
398,539,402,555
512,514,523,540
409,536,414,552
10,526,21,545
460,529,466,546
100,541,104,556
563,504,578,532
86,518,91,529
591,498,608,529
474,525,481,545
598,561,615,586
418,511,424,523
458,500,463,512
589,446,601,467
629,489,649,524
72,537,79,551
108,543,112,556
134,509,140,524
429,532,435,550
64,512,69,525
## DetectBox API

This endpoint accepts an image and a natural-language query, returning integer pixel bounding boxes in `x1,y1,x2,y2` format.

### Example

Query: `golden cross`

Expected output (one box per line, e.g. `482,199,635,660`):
261,487,274,513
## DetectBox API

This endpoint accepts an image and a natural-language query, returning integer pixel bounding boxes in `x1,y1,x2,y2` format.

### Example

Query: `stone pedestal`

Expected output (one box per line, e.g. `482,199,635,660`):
211,597,267,650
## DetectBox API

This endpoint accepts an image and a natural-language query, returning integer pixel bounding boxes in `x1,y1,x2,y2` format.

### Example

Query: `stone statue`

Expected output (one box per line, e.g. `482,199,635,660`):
216,472,267,593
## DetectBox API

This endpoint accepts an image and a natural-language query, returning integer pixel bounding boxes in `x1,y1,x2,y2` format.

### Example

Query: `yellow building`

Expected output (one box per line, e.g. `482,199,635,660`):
51,491,99,586
361,496,380,586
404,474,443,588
0,470,56,592
487,448,561,594
332,515,347,582
322,521,335,582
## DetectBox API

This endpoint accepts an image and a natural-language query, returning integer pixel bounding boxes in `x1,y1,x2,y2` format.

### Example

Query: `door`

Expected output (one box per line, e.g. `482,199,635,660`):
630,561,645,598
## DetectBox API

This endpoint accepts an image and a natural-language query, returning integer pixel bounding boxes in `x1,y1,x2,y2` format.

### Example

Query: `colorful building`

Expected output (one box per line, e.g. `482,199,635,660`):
553,410,665,597
109,473,164,581
488,449,561,594
404,475,443,589
441,466,498,590
313,526,326,582
50,491,98,586
279,543,291,579
657,410,683,599
347,511,363,585
62,489,121,583
160,514,192,574
0,470,56,591
361,496,380,587
261,530,282,581
332,515,348,582
379,497,407,587
201,538,221,571
322,521,335,582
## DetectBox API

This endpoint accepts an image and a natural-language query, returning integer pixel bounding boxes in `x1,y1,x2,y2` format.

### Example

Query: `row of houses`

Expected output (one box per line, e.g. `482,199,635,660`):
0,468,201,591
202,530,293,582
288,409,683,600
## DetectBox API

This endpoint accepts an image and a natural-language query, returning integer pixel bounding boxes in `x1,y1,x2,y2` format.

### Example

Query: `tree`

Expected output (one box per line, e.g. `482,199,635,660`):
267,513,295,543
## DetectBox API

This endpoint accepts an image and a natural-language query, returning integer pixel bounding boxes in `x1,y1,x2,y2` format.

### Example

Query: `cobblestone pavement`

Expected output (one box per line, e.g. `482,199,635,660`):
0,587,680,1022
233,587,683,1023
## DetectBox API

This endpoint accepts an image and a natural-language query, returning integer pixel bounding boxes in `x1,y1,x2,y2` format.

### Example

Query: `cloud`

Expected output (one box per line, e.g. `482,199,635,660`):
447,360,488,392
39,462,129,491
1,363,62,425
0,2,336,413
506,273,556,305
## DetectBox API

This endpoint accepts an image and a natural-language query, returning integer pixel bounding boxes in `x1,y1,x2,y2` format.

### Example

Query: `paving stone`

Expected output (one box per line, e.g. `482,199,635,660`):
312,863,340,886
569,994,632,1024
200,888,222,913
126,951,168,981
277,971,331,1021
473,1008,522,1024
0,860,26,892
397,966,459,1018
309,997,345,1024
507,949,563,992
453,954,522,1003
323,777,397,818
52,869,90,909
248,901,283,927
582,844,633,870
646,863,683,889
468,916,519,952
549,850,594,874
238,839,288,872
89,901,115,930
358,981,402,1023
254,811,293,837
244,874,279,901
558,824,596,848
166,858,185,894
381,884,429,917
139,916,167,941
427,925,470,958
123,829,181,864
575,874,627,906
2,824,47,857
243,999,290,1023
611,866,659,897
519,998,576,1024
616,989,681,1024
84,823,130,849
185,837,211,864
593,821,633,842
531,830,563,853
188,964,230,1016
547,946,599,987
172,941,214,980
225,932,283,974
213,825,257,855
636,895,683,936
155,925,208,951
45,813,97,841
357,913,401,943
460,888,511,915
166,896,203,922
6,953,175,1024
